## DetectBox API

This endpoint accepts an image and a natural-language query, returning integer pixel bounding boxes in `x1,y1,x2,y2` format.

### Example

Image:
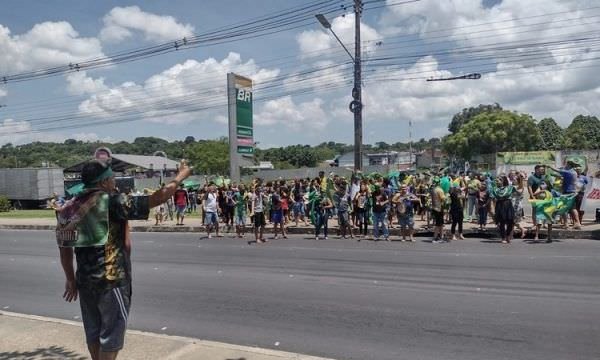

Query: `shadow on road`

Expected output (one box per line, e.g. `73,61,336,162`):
0,345,86,360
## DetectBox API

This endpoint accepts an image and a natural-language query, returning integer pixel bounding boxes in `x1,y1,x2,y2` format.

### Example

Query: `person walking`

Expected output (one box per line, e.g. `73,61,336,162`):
58,159,191,360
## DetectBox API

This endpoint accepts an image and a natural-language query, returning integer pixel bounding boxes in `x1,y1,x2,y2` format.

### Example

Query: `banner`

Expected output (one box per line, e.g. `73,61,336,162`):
496,151,557,165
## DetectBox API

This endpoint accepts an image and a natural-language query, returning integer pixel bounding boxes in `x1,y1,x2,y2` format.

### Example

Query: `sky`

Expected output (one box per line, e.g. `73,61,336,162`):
0,0,599,149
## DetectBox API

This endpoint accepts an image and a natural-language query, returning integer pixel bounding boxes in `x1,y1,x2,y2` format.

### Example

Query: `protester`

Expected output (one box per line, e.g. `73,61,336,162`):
314,187,333,240
335,185,353,239
203,185,221,239
271,187,286,239
477,183,490,231
58,159,191,360
511,172,527,238
393,185,419,242
234,184,248,238
449,186,465,240
492,175,515,244
173,184,189,225
466,175,480,222
372,187,390,241
250,185,267,244
531,183,554,242
430,177,446,243
354,183,370,239
549,161,582,229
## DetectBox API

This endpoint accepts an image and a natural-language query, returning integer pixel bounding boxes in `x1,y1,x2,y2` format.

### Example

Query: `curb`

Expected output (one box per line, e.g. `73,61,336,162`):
0,310,335,360
1,223,599,240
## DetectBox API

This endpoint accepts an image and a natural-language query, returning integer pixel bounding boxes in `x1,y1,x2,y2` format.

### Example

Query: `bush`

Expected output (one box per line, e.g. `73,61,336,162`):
0,195,10,212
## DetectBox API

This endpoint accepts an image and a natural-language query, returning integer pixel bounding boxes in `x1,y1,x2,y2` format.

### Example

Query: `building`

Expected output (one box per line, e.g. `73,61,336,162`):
330,152,370,168
64,153,180,178
366,151,413,168
415,149,446,169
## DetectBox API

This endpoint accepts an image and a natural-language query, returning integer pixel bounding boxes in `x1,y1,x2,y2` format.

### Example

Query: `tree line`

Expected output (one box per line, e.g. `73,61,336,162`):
1,104,598,173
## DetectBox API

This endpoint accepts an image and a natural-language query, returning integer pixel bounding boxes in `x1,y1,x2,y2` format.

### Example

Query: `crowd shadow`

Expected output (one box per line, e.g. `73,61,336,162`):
0,345,86,360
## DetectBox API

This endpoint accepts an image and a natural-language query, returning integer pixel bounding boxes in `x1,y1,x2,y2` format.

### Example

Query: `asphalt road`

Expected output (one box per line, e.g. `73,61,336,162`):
1,230,599,360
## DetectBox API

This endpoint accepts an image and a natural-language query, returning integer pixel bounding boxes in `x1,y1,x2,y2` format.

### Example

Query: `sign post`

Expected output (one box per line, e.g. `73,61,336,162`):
228,73,254,183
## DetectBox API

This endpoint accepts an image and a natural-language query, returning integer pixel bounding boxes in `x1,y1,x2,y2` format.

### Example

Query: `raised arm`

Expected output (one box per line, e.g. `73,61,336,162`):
149,161,192,208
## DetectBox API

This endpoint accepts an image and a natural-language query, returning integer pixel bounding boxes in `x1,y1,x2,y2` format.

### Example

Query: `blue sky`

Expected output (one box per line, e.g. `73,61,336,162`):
0,0,598,148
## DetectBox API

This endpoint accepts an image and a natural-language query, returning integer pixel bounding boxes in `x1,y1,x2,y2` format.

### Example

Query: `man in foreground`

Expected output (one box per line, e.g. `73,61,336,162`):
58,158,191,360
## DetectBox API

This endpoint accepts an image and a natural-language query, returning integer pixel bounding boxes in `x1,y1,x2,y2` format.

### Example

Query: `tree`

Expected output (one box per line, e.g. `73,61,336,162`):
184,136,195,144
537,118,565,150
443,110,541,159
563,115,600,149
448,103,503,134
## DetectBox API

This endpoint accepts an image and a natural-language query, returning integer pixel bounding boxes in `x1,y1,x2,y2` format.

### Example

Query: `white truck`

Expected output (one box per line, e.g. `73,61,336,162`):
0,168,64,209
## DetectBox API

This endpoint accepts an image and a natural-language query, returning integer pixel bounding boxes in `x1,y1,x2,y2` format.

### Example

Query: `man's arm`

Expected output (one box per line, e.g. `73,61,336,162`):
149,162,192,208
59,247,77,302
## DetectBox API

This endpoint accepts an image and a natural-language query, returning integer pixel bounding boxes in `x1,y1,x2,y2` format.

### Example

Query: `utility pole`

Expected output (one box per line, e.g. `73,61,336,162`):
352,0,363,172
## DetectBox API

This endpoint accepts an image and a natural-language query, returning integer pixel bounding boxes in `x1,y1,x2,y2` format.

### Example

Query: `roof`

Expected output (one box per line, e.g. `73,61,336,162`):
64,154,179,173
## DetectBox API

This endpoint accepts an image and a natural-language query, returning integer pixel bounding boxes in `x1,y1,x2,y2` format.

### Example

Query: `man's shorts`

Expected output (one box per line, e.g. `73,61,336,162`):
253,212,266,228
292,202,305,216
204,212,218,225
176,205,186,215
398,215,414,229
79,284,131,352
235,212,246,226
431,210,444,227
271,209,284,224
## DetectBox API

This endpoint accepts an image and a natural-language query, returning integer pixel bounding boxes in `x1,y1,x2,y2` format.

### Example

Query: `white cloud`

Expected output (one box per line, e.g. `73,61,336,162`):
0,118,112,146
0,88,5,97
78,52,280,125
0,22,104,75
100,6,194,43
255,96,327,131
66,71,108,95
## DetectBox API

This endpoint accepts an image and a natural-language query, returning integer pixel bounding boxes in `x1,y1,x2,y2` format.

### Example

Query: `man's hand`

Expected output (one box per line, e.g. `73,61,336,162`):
63,279,78,302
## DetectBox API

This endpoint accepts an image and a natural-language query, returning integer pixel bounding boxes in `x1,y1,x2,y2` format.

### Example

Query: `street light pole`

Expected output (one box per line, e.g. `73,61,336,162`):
353,0,363,172
316,0,363,171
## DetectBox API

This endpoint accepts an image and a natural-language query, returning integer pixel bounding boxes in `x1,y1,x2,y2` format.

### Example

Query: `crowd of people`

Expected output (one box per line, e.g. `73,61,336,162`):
149,162,589,245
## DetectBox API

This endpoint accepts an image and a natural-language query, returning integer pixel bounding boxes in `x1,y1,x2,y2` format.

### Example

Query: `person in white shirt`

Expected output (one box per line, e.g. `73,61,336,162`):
250,186,267,244
203,185,221,239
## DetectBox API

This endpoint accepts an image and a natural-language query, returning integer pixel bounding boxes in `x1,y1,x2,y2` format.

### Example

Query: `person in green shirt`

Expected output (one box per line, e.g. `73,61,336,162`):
234,184,249,238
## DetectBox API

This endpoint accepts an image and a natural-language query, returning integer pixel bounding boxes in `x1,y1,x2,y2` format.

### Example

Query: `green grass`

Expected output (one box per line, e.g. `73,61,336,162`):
0,209,57,218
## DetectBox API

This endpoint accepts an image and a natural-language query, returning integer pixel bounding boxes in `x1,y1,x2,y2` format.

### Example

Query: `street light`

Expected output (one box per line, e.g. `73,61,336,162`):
426,73,482,82
315,14,354,62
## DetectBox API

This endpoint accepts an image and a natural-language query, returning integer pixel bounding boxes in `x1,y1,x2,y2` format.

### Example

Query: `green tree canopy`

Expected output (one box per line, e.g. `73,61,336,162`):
537,118,565,150
563,115,600,149
443,110,541,158
448,103,503,134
